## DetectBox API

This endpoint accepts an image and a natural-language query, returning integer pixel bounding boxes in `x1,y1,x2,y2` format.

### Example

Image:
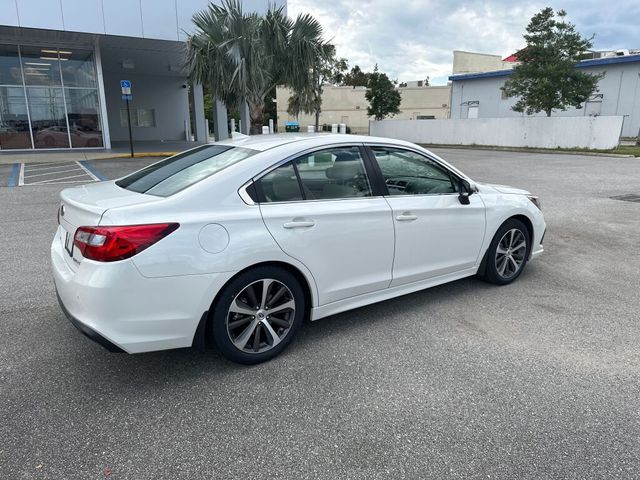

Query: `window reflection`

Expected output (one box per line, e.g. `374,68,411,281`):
0,44,23,86
0,86,31,149
27,87,70,148
0,44,104,149
20,46,62,87
65,88,103,147
61,50,97,88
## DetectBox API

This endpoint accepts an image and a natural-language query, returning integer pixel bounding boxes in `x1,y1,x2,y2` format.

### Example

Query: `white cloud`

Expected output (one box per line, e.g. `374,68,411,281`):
288,0,639,85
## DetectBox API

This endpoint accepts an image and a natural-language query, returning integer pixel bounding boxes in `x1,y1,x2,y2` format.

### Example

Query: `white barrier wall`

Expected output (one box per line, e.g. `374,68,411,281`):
369,116,624,150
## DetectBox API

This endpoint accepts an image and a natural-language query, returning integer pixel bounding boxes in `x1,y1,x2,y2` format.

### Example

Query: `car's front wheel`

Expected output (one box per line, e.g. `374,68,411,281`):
480,219,531,285
211,266,305,364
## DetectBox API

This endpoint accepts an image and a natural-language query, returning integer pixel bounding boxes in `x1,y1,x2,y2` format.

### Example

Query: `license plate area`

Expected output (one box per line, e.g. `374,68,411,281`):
64,230,74,257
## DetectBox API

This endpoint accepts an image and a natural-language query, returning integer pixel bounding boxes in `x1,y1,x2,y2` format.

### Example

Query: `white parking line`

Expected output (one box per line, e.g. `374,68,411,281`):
18,161,99,186
24,167,83,179
27,173,92,185
24,163,80,173
26,179,95,185
22,161,64,168
76,161,100,181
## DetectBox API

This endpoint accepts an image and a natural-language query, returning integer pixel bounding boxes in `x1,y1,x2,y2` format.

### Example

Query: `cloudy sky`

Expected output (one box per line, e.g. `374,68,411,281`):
287,0,639,85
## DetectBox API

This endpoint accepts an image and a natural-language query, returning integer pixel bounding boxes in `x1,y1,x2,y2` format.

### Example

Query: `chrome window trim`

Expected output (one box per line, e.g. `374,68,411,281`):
236,141,477,205
238,180,257,205
252,195,385,206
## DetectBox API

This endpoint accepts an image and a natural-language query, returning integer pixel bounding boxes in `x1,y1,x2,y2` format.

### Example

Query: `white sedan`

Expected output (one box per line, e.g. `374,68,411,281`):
52,134,545,364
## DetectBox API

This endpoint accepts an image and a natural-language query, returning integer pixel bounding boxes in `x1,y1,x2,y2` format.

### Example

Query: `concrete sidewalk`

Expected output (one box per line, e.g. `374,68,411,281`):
0,140,203,165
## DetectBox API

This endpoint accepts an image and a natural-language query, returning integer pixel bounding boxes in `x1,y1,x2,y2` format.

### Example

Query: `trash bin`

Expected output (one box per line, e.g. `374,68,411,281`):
285,121,299,133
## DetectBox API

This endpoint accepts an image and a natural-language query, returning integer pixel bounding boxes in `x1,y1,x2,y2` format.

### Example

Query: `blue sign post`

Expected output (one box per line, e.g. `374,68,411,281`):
120,80,134,157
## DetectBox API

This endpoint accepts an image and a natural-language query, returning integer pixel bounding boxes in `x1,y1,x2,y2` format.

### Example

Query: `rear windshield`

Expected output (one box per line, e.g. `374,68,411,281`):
116,145,257,196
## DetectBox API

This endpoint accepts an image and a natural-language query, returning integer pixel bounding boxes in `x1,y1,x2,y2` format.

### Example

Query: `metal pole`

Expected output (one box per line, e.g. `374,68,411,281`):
126,98,134,158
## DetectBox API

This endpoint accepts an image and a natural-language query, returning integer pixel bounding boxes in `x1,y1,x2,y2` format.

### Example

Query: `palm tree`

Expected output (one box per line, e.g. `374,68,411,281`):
187,0,329,134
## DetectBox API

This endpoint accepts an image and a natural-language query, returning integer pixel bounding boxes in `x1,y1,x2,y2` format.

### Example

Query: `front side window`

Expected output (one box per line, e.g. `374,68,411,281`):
371,147,457,195
117,144,257,197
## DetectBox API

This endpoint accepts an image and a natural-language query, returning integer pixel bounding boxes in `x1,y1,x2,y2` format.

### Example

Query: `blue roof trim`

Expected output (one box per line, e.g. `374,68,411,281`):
449,69,512,81
577,53,640,67
449,53,640,81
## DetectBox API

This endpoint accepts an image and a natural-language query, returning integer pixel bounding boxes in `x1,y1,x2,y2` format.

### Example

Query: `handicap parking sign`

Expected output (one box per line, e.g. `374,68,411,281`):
120,80,132,95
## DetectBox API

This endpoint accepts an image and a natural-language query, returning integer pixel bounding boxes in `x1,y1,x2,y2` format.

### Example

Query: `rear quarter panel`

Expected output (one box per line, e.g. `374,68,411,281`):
98,188,320,306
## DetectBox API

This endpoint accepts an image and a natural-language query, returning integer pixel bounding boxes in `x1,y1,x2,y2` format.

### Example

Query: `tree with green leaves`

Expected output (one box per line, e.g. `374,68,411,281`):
287,45,347,131
502,7,602,117
342,65,372,87
186,0,328,134
366,65,401,121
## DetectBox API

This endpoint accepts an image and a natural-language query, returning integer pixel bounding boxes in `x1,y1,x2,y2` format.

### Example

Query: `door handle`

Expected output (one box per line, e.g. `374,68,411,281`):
396,212,418,222
283,220,315,229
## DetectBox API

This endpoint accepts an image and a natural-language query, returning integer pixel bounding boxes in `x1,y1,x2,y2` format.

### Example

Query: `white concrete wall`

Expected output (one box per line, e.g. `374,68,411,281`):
370,116,624,150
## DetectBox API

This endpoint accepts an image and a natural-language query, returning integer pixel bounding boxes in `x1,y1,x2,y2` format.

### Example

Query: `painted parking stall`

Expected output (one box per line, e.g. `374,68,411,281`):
13,161,106,186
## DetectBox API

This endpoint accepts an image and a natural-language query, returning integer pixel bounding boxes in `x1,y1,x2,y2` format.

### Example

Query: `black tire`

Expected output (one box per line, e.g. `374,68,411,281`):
211,266,305,364
480,218,531,285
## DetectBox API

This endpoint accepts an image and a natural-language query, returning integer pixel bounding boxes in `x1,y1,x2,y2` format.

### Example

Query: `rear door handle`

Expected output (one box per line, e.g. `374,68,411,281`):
283,220,315,229
396,212,418,222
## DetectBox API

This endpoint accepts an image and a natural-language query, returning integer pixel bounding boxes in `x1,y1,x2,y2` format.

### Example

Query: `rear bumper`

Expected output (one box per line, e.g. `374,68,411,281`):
51,227,234,353
56,290,124,353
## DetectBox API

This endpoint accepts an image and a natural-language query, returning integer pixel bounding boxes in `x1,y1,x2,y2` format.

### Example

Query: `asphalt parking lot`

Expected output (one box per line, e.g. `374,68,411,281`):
1,148,639,479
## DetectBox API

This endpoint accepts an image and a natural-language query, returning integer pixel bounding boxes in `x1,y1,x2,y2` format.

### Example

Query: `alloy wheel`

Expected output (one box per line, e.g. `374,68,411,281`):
495,228,527,279
226,278,296,354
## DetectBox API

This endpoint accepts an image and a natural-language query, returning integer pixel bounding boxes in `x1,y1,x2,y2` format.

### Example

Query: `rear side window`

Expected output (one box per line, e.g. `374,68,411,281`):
255,146,372,202
258,162,302,202
296,147,372,200
116,145,257,196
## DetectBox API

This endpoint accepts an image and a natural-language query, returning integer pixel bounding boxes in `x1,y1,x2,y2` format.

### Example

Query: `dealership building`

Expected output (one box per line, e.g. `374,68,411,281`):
449,51,640,138
0,0,284,152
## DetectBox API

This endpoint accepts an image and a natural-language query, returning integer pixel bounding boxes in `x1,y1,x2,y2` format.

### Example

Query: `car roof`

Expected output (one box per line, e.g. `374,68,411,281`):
214,133,419,152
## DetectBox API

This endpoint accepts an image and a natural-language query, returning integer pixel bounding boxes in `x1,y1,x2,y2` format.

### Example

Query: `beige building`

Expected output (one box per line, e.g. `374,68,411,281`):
452,50,516,75
276,84,451,134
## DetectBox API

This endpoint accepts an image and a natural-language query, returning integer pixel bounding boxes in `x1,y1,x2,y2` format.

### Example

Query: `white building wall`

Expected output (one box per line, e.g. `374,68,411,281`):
0,0,286,41
0,0,285,148
450,60,640,137
103,71,190,142
277,85,451,134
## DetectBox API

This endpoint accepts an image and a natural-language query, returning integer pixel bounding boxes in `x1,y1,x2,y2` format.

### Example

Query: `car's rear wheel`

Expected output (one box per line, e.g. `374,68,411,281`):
480,219,530,285
211,266,305,364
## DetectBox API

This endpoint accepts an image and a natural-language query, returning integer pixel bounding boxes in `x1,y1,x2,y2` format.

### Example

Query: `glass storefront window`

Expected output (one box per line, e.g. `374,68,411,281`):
0,44,23,86
65,88,103,148
0,44,104,150
61,50,97,88
0,86,32,150
27,87,70,148
20,46,62,87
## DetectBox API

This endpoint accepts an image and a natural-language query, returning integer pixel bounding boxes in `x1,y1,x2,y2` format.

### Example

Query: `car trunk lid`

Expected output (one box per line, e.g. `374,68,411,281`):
57,181,160,271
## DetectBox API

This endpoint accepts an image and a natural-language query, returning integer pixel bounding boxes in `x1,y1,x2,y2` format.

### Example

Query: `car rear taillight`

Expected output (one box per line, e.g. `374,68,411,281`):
73,223,179,262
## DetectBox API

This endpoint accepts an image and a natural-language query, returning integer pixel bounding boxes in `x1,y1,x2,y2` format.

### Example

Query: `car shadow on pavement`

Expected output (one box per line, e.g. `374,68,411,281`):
54,275,500,395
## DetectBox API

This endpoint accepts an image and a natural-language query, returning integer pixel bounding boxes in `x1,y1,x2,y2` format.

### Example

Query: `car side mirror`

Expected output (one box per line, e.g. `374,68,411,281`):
458,179,474,205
